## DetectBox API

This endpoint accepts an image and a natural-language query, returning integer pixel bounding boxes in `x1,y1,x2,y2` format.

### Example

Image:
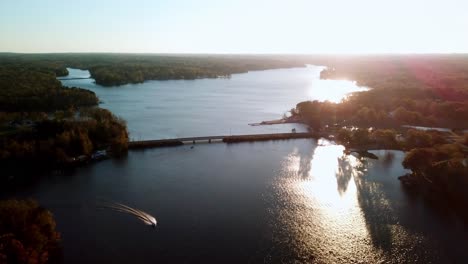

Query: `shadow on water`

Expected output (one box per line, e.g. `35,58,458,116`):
348,151,468,262
353,165,395,252
335,155,359,195
296,145,314,180
336,155,398,252
335,156,397,251
381,151,395,170
274,145,468,263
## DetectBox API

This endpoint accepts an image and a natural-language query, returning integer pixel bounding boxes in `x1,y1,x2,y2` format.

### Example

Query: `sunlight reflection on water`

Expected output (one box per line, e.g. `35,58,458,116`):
309,79,368,103
271,141,427,263
61,66,367,139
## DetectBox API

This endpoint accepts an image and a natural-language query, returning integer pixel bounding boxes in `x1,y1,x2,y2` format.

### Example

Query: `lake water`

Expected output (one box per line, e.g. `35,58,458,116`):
60,66,365,140
4,66,468,263
8,142,468,263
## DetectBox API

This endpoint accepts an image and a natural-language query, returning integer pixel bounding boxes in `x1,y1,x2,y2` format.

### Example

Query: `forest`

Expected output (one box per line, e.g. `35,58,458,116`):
292,55,468,216
0,53,306,86
0,60,128,180
0,199,60,264
0,67,97,111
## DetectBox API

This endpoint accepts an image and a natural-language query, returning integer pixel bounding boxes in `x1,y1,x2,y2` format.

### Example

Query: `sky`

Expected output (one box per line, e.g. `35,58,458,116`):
1,0,467,54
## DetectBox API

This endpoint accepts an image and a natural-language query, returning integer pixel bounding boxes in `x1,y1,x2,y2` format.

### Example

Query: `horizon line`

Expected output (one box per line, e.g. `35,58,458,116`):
2,51,468,56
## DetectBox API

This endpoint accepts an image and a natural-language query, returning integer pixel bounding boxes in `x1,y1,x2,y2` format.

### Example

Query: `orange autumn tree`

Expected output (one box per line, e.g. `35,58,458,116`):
0,199,60,264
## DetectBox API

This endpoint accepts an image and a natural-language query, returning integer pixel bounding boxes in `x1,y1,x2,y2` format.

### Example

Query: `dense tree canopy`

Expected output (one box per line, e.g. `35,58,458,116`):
0,199,60,264
0,67,98,112
294,55,468,129
0,108,128,177
0,55,129,178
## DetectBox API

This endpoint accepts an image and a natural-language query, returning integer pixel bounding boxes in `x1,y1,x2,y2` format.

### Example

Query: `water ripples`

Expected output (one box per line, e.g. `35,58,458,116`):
264,143,438,263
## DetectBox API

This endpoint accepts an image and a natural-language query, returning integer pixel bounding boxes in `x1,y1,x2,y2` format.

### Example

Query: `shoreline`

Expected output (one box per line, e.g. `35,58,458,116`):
248,115,303,126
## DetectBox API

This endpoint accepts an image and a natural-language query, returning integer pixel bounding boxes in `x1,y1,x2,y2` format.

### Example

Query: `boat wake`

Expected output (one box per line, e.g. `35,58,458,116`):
98,200,157,227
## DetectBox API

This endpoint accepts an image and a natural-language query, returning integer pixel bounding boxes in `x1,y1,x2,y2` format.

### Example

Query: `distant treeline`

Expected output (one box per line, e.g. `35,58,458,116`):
0,67,97,111
0,53,308,86
294,54,468,128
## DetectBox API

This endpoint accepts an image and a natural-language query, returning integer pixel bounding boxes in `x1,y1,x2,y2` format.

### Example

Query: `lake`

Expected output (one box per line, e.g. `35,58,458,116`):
4,66,468,263
60,66,365,140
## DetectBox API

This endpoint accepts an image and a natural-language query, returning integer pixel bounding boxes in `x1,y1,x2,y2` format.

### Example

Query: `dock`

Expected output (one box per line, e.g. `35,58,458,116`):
128,132,320,149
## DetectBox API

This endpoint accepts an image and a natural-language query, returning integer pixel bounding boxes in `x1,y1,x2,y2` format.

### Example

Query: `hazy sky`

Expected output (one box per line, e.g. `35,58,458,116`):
1,0,467,53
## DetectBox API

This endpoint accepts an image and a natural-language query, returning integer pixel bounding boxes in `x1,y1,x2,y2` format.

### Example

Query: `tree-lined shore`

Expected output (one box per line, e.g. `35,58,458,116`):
0,53,307,86
0,59,129,180
291,55,468,218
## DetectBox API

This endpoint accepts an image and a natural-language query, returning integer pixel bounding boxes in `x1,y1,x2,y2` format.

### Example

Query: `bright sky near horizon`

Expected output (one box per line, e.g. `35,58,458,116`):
1,0,467,54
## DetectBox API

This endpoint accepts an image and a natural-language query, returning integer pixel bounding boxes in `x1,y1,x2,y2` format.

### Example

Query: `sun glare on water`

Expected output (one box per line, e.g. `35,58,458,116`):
278,141,386,262
309,79,368,103
300,144,362,211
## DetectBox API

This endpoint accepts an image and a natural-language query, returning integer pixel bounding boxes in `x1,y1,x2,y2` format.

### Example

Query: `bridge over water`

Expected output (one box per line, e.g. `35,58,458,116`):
57,77,92,81
128,132,321,149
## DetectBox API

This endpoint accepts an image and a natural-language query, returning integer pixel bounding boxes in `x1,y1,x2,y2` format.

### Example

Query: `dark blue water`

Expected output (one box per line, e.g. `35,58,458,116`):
7,141,467,263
